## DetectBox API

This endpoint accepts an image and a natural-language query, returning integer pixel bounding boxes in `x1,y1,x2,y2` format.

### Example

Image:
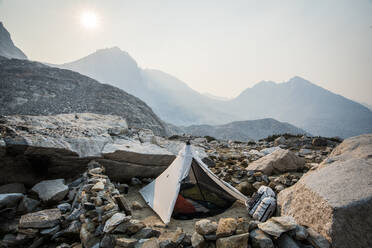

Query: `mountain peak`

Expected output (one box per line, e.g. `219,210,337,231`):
0,22,27,60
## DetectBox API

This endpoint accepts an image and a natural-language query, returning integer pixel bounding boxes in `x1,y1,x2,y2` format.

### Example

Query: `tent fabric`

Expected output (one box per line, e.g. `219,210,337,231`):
139,144,248,224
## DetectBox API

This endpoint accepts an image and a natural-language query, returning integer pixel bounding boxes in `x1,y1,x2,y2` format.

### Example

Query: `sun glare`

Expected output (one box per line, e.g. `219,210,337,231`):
80,11,98,29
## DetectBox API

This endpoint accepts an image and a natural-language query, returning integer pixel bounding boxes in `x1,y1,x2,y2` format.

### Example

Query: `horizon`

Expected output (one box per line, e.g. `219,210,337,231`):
1,0,372,104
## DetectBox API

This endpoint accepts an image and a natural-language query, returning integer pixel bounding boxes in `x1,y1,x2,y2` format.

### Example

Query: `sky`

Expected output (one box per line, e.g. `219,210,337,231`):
1,0,372,104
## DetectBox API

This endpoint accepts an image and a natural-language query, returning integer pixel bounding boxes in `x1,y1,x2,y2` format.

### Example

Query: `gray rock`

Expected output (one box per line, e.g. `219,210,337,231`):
257,216,297,237
278,134,372,248
0,183,26,194
115,219,145,235
100,234,116,248
307,228,330,248
195,219,218,235
31,179,68,202
250,229,274,248
133,227,161,239
295,225,308,241
216,233,249,248
19,208,61,229
277,234,300,248
17,196,40,213
116,237,138,248
191,232,206,248
103,212,127,233
57,202,71,213
40,225,60,236
247,149,305,175
135,238,159,248
0,193,23,209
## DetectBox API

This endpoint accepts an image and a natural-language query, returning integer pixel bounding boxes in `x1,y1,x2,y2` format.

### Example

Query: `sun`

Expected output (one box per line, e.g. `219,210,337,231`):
80,11,98,29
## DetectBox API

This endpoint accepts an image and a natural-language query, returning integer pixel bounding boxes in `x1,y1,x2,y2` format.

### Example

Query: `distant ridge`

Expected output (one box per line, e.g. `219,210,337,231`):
176,118,309,141
56,47,372,138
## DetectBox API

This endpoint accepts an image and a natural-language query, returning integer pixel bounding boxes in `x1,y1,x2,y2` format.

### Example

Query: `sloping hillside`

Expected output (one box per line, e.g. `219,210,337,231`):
0,57,168,135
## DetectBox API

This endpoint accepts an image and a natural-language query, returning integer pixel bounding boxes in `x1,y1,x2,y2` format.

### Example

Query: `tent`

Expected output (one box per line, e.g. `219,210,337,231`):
140,143,248,224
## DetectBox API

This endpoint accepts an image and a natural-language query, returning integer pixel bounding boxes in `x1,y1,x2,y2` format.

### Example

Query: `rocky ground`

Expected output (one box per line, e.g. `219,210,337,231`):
1,114,371,248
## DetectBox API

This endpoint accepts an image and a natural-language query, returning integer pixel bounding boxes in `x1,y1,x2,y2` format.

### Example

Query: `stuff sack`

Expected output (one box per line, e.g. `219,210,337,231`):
246,186,276,222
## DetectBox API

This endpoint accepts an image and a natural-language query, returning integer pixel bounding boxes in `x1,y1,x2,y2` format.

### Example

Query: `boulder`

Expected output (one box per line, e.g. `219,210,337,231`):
278,134,372,248
31,179,68,202
216,218,238,238
247,149,305,175
19,208,61,229
216,233,249,248
195,219,218,235
257,216,297,237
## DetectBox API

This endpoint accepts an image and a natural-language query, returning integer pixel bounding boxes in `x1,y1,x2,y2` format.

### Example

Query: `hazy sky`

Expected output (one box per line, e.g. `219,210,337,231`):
1,0,372,104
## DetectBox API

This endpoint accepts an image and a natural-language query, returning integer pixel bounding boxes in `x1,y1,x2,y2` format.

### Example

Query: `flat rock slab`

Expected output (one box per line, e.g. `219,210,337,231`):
31,179,68,202
278,134,372,248
19,208,61,228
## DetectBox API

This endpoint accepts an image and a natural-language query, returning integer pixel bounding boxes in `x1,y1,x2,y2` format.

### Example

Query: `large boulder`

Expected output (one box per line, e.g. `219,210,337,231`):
246,149,305,175
277,134,372,248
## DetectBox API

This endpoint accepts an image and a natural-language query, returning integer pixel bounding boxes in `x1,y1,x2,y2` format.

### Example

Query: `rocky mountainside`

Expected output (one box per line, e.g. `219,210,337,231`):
0,22,27,60
58,47,372,138
177,118,308,141
0,57,168,135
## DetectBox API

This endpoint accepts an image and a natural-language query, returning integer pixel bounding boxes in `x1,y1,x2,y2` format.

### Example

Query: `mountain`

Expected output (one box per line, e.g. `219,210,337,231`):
177,118,308,141
57,47,372,138
0,56,168,136
0,22,27,60
59,47,233,126
225,77,372,138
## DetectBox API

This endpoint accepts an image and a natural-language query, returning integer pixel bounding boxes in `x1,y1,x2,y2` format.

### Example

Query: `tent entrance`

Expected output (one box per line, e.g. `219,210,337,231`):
172,159,235,220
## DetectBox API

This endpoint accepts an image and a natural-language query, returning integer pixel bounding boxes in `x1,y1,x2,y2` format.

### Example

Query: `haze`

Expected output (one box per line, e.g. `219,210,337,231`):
1,0,371,104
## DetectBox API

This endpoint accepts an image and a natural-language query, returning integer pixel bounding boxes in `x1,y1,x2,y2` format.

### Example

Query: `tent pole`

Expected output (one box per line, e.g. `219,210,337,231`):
191,161,207,202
